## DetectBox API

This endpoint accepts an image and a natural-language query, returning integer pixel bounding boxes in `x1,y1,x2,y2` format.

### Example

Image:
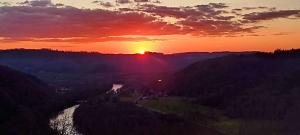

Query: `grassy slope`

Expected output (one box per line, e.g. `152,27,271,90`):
138,97,286,135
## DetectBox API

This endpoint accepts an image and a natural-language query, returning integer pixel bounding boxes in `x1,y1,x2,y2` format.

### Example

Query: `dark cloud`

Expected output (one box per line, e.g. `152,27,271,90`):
242,6,270,11
232,8,242,11
135,3,257,35
1,1,298,43
138,5,187,18
18,0,52,7
0,2,11,6
231,7,277,16
0,5,183,42
116,0,154,4
243,7,260,10
1,36,163,43
93,1,114,8
116,0,131,4
179,19,262,36
137,3,229,19
134,0,150,2
54,3,64,7
152,0,161,4
243,10,300,22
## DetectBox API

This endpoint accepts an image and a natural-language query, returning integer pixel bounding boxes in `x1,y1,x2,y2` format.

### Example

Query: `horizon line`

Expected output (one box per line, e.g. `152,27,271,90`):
0,48,290,55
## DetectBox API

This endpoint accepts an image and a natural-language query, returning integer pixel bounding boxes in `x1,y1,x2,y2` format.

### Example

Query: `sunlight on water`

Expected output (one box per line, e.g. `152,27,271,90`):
110,84,124,93
49,84,123,135
49,105,81,135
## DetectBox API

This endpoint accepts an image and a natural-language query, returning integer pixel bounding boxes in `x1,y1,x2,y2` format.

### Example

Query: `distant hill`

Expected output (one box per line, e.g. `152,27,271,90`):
0,65,53,135
171,49,300,119
0,49,235,74
0,49,236,88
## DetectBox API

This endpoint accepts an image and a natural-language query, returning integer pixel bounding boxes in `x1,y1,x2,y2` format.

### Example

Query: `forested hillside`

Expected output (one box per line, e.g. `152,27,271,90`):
172,49,300,119
0,65,54,135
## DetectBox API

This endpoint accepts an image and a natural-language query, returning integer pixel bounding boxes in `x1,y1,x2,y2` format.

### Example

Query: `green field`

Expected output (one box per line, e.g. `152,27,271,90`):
138,97,240,135
137,97,287,135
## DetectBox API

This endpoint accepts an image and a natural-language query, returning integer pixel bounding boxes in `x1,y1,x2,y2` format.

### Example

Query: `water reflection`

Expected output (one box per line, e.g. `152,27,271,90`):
49,105,81,135
109,84,123,94
49,84,123,135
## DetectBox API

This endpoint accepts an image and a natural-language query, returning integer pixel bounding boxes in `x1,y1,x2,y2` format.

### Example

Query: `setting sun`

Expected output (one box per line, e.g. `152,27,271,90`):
138,50,145,55
131,41,157,54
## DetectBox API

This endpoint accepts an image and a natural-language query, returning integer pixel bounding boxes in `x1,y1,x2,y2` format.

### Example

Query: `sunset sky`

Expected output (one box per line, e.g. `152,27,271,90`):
0,0,300,54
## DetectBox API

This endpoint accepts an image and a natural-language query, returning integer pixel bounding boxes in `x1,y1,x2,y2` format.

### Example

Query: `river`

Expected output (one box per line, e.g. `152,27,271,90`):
109,84,123,93
49,105,81,135
49,84,123,135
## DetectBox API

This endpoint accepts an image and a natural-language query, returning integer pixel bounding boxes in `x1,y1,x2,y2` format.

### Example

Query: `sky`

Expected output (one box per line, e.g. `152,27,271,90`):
0,0,300,54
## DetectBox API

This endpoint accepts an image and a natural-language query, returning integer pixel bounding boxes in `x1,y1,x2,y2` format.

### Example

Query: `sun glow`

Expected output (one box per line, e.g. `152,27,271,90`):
138,50,145,54
131,41,157,54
